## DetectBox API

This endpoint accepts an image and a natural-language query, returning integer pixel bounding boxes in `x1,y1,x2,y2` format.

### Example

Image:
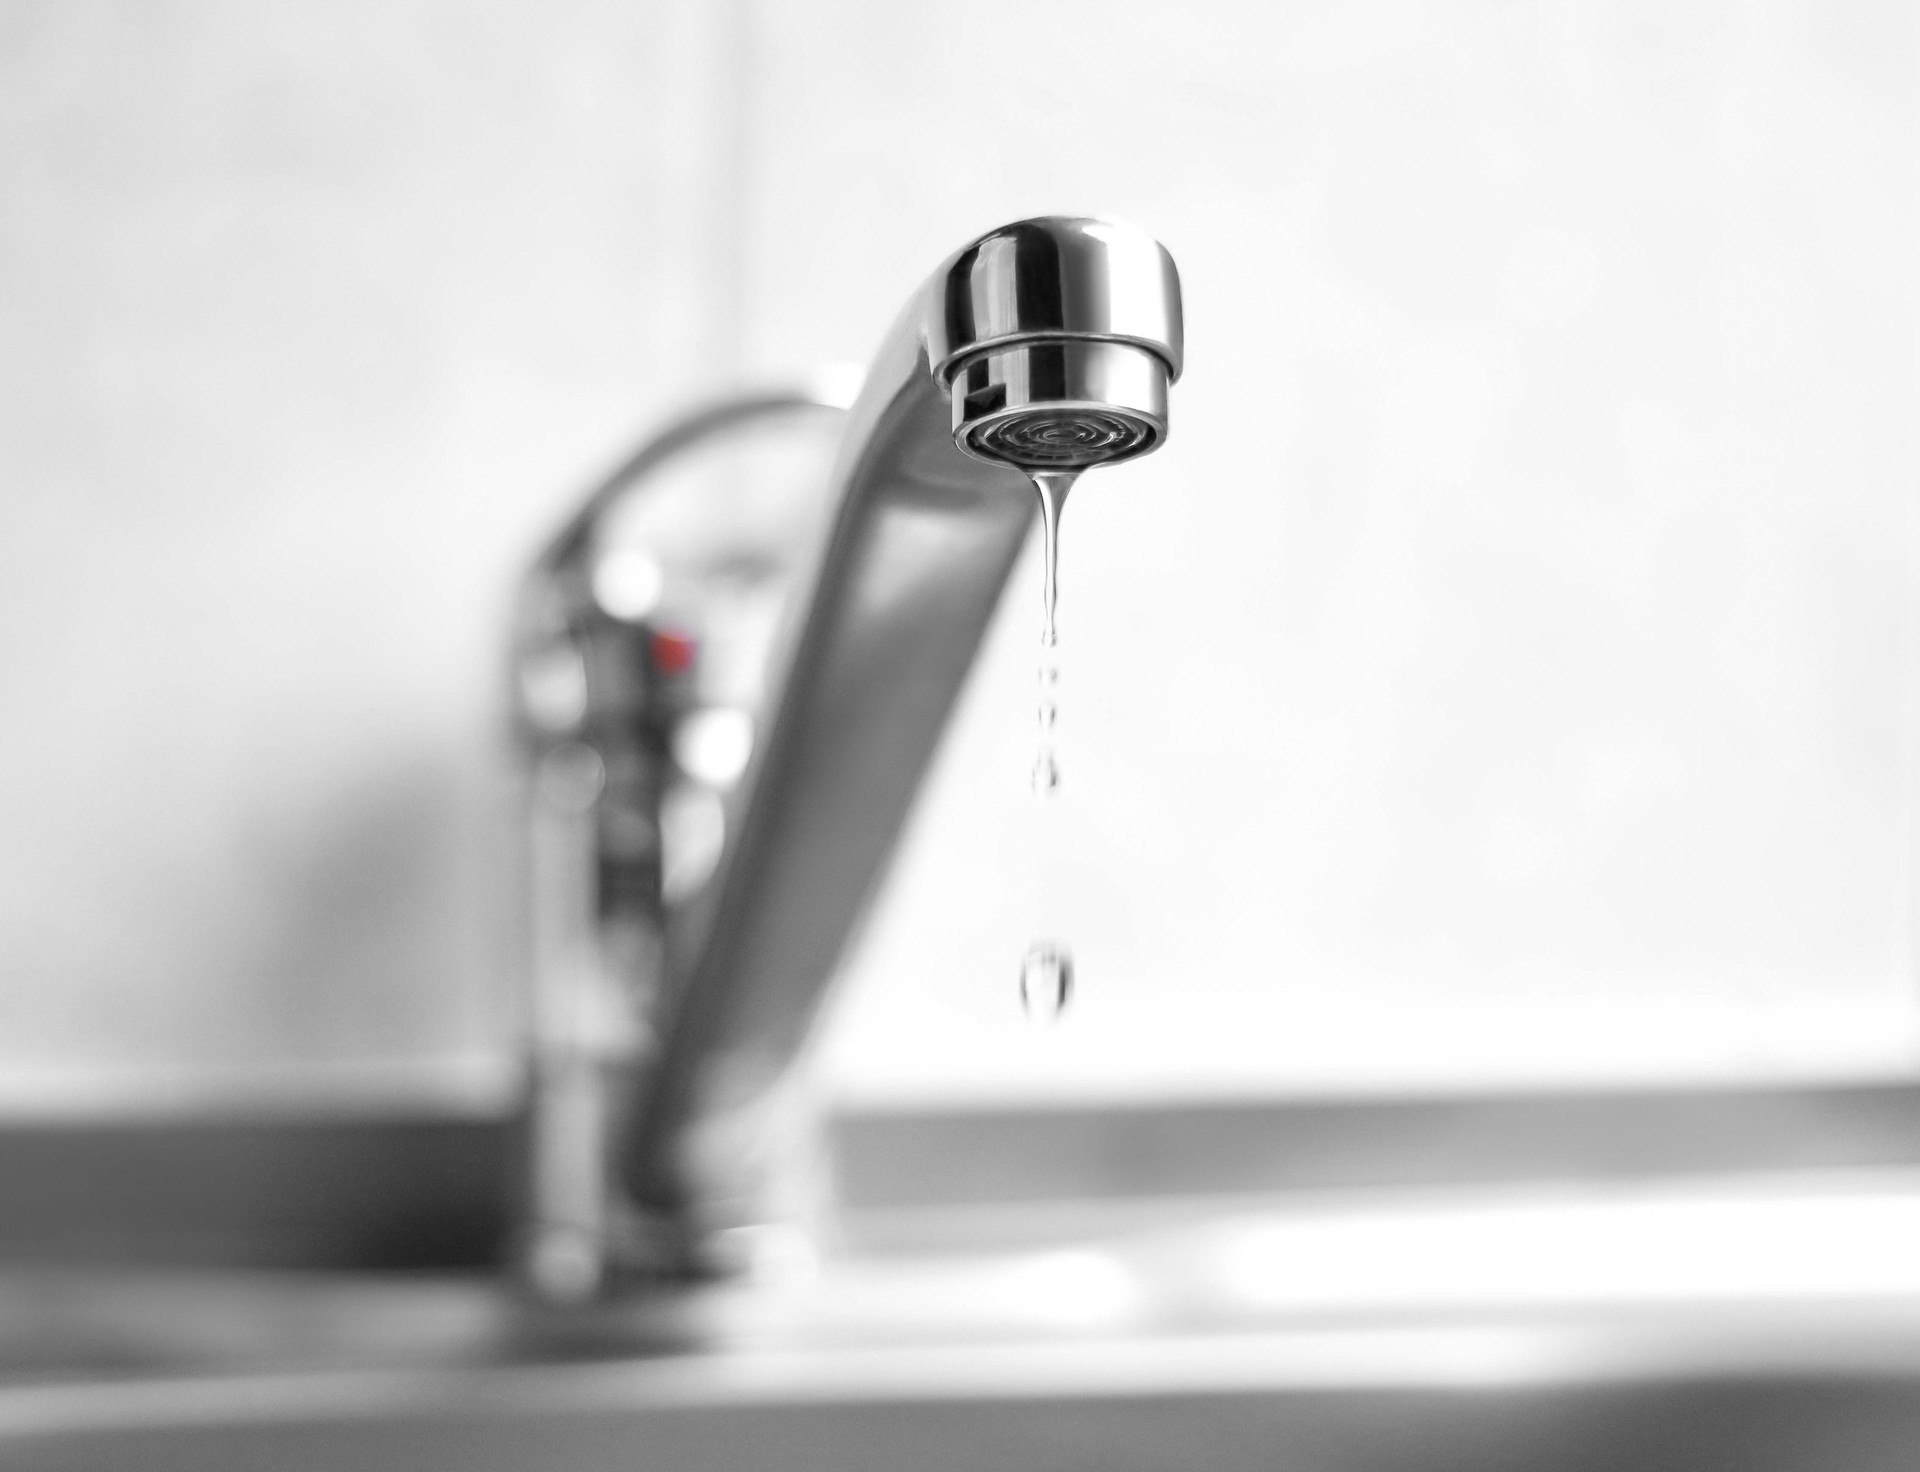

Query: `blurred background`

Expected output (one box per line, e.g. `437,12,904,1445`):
0,0,1912,1121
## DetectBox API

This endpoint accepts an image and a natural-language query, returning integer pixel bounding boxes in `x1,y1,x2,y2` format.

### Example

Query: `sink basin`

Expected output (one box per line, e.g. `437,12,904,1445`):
12,1180,1920,1470
11,1319,1920,1471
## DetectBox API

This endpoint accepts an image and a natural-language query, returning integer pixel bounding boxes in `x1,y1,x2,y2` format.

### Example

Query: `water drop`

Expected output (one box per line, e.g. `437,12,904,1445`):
1019,942,1074,1019
1030,749,1060,796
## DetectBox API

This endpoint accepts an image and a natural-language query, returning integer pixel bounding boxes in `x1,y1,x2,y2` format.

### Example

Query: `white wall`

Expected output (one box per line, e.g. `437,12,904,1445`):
0,0,748,1107
0,0,1912,1110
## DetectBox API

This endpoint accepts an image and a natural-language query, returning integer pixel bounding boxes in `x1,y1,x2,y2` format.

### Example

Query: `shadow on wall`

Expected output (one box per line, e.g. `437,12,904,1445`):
243,749,508,1072
0,741,513,1094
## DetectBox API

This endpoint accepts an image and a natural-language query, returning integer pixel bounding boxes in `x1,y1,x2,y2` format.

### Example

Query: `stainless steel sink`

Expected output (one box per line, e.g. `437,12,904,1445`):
10,1347,1920,1471
13,1180,1920,1470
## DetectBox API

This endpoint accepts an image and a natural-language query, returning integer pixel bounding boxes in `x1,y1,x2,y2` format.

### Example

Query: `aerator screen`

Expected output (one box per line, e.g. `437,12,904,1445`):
962,407,1159,468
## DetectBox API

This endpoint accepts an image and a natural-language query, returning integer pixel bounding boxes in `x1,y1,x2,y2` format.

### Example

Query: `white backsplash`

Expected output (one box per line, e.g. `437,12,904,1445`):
0,0,1912,1108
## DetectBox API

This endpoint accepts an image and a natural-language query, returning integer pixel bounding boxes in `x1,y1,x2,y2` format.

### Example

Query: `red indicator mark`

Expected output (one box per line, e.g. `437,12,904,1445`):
649,628,697,676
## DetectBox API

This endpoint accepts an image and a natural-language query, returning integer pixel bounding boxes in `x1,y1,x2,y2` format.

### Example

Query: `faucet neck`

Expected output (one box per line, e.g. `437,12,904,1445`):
619,218,1182,1269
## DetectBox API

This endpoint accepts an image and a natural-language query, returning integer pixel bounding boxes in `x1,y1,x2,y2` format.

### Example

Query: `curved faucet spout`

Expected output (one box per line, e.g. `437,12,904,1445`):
621,217,1183,1258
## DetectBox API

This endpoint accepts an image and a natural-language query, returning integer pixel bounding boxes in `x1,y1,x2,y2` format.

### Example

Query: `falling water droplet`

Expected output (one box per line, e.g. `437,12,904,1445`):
1030,748,1060,796
1033,656,1060,794
1019,942,1074,1019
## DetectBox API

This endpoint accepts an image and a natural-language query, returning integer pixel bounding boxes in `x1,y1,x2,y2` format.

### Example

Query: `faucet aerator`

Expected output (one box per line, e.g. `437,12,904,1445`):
949,339,1170,470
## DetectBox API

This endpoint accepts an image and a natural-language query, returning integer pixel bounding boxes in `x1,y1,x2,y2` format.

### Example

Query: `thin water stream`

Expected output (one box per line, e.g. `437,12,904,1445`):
1021,470,1077,1019
1028,469,1072,800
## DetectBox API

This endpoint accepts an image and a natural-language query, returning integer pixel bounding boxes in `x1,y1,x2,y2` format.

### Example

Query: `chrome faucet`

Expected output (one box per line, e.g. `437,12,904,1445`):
515,217,1182,1290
